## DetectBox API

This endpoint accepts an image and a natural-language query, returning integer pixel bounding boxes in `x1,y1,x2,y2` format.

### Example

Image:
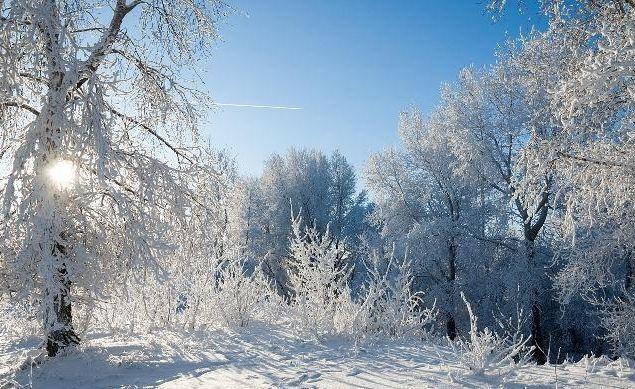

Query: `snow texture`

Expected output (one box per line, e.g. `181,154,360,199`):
2,327,634,388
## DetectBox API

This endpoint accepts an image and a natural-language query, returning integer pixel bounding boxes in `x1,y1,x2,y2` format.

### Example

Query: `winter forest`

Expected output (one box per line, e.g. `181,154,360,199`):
0,0,634,388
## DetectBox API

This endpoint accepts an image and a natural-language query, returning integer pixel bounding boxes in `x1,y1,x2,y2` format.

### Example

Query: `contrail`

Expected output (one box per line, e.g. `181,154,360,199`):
215,103,302,110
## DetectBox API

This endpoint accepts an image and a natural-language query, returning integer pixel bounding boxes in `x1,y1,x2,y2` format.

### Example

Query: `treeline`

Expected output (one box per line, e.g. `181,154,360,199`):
228,1,635,362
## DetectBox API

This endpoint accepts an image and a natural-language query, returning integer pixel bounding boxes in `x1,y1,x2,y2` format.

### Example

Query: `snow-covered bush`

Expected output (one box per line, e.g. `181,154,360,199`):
245,149,369,297
94,256,282,334
453,292,533,375
599,292,635,359
287,215,355,340
211,261,280,329
353,248,436,340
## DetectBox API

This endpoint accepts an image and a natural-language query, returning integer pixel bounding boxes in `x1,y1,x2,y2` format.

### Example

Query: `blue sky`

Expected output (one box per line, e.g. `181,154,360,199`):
201,1,544,176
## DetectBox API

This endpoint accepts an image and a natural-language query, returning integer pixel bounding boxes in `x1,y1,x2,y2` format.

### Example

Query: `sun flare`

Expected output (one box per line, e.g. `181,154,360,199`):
47,159,77,190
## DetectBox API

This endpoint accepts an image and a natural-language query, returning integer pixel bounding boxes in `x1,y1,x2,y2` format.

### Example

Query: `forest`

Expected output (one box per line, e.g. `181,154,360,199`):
0,0,634,387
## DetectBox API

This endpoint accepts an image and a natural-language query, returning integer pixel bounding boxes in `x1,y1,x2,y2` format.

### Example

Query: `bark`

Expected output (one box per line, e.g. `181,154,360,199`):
45,241,80,357
446,234,458,340
446,316,457,341
514,183,550,364
625,249,633,291
524,239,547,365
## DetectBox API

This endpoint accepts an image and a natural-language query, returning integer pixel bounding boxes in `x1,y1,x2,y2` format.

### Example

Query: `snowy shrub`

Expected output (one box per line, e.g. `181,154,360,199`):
211,261,280,329
96,275,175,335
600,291,635,359
284,215,437,342
353,248,436,340
287,215,355,340
94,255,281,334
453,292,533,375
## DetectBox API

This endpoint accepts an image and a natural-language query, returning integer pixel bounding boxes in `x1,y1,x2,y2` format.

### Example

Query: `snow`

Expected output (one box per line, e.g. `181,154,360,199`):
2,326,634,388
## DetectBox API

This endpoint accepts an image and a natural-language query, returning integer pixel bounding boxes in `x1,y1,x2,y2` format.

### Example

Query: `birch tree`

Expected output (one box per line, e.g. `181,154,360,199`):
0,0,226,356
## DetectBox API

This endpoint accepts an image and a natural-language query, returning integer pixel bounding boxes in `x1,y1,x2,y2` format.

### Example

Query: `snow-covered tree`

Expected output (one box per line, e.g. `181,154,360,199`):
437,52,564,362
243,148,369,297
365,108,491,341
0,0,227,356
509,1,635,357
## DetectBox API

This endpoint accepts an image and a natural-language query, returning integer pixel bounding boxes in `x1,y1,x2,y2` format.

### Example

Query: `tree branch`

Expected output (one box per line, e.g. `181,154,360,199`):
106,105,195,164
71,0,142,94
557,150,635,170
1,101,40,116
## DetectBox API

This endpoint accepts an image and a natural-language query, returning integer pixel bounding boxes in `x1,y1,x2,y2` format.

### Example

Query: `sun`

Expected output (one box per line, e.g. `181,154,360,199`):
47,159,77,190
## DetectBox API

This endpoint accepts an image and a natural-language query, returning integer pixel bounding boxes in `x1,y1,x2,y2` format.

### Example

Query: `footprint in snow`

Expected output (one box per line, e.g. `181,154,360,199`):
285,372,321,386
346,368,361,376
305,372,322,383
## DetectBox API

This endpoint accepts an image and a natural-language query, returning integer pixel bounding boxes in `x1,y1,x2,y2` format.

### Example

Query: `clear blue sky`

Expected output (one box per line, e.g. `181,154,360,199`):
201,0,544,176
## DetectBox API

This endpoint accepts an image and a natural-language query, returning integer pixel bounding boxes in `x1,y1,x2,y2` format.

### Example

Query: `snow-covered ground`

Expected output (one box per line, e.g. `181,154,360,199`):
2,325,634,388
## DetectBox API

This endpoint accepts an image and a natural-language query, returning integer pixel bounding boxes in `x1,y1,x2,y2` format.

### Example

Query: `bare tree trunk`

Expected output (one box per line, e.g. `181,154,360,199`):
446,234,458,340
625,249,633,291
446,315,457,340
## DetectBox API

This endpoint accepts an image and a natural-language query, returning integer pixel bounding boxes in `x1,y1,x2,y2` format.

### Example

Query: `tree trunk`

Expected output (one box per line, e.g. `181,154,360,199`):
530,298,546,364
525,239,547,364
514,186,549,365
39,0,79,356
447,234,458,340
625,249,633,291
45,241,79,357
446,316,457,340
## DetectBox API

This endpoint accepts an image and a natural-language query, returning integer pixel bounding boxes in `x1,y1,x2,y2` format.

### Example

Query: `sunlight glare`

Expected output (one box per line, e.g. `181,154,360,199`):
47,159,77,190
